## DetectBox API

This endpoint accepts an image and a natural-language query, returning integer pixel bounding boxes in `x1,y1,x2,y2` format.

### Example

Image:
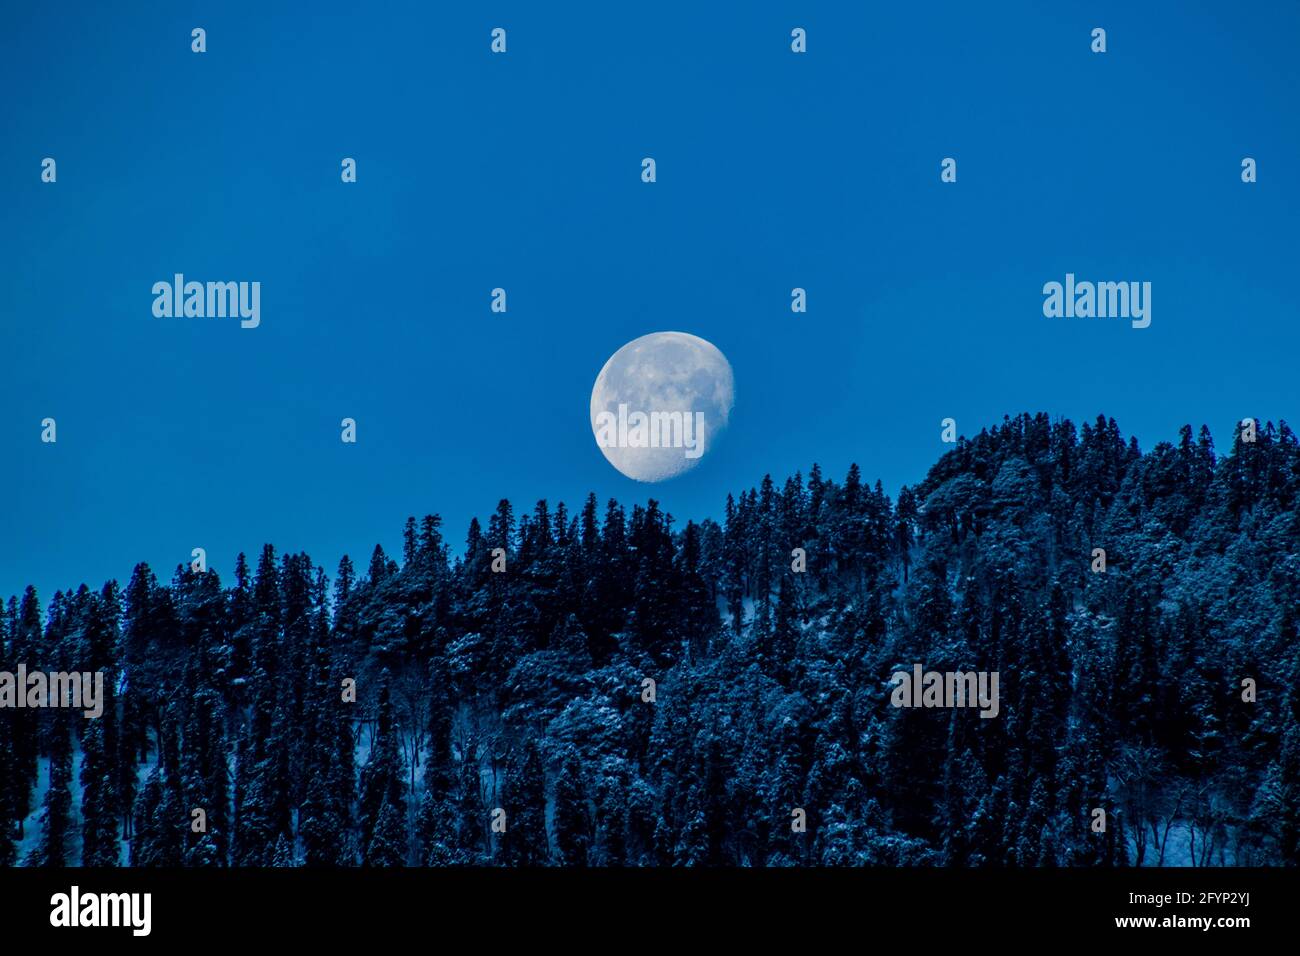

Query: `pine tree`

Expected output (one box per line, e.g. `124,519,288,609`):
552,748,590,866
359,671,406,864
272,832,297,867
181,689,229,866
10,588,42,836
366,797,408,867
31,718,72,867
0,600,23,865
232,714,276,867
590,769,629,866
80,718,119,865
500,738,547,866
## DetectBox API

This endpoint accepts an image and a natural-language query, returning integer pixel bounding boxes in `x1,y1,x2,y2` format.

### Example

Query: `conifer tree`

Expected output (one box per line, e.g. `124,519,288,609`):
500,738,547,866
31,718,72,867
552,748,591,866
359,672,406,863
80,717,119,865
366,796,408,867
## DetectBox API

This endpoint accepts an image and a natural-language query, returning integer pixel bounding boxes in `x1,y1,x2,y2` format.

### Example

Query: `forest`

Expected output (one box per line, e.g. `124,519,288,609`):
1,412,1298,867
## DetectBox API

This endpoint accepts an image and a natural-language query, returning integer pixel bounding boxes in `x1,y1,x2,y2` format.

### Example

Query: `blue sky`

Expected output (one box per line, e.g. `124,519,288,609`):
2,1,1297,602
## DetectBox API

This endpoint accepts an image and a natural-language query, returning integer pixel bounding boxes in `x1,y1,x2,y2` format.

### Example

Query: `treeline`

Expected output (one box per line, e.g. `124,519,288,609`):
1,412,1298,866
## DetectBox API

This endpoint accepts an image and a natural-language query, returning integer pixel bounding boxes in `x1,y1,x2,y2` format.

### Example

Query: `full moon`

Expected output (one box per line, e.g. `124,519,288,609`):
590,331,735,482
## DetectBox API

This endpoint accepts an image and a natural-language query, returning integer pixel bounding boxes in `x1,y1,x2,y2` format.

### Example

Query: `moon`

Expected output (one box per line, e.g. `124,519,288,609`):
590,331,735,482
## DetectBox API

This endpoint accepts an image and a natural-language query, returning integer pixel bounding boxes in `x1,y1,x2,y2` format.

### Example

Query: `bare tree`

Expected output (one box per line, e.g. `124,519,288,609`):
392,666,429,794
1111,743,1169,866
1188,781,1229,867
